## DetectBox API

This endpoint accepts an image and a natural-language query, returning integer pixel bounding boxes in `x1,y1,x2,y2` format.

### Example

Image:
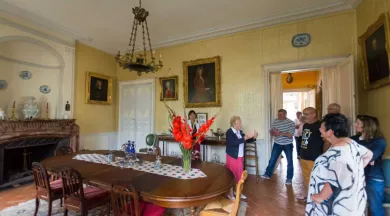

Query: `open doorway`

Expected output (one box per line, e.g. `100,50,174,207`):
260,55,356,173
282,70,320,159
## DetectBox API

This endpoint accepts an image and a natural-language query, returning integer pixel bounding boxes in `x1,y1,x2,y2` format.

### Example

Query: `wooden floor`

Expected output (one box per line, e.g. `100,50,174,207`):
0,152,307,215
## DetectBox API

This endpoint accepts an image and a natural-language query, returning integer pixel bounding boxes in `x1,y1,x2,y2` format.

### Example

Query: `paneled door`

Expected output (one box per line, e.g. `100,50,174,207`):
118,80,155,151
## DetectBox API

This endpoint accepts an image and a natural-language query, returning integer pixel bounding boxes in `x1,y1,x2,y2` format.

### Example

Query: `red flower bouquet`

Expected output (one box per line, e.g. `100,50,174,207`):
164,103,216,172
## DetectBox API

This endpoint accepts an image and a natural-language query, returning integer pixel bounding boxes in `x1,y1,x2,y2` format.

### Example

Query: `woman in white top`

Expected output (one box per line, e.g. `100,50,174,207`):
187,110,201,160
306,113,373,216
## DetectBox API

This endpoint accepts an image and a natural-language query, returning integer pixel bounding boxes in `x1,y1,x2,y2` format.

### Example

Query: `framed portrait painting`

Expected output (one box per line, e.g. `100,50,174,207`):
85,72,112,105
183,56,221,108
159,75,178,101
359,13,390,90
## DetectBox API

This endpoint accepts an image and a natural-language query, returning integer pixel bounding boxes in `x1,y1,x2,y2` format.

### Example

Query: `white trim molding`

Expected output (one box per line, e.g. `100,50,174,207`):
1,0,360,54
261,55,350,160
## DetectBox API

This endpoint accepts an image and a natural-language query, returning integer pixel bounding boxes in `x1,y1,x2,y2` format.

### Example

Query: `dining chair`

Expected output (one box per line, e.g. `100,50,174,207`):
54,146,74,156
61,168,110,216
111,184,165,216
199,171,248,216
32,162,63,216
244,142,259,181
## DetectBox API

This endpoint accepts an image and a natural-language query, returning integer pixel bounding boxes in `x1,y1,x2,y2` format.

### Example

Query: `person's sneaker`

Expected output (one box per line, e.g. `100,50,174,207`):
296,196,307,201
240,193,247,199
285,179,292,185
260,174,270,179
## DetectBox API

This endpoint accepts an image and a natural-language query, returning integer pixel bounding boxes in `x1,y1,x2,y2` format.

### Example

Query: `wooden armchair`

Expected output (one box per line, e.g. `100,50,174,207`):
32,162,63,216
200,171,248,216
55,146,74,156
111,184,165,216
61,168,110,216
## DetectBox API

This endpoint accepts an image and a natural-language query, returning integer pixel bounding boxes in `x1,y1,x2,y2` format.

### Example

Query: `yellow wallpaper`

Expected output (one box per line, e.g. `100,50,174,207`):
118,11,356,139
282,71,319,89
356,0,390,155
74,42,118,135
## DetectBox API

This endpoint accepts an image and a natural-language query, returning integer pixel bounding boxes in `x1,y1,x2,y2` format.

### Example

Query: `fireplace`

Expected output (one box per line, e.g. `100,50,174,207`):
0,120,79,189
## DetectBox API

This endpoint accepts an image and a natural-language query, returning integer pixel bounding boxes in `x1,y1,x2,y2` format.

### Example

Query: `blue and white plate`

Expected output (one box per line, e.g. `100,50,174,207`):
19,71,32,80
39,85,51,94
292,33,311,48
0,80,7,90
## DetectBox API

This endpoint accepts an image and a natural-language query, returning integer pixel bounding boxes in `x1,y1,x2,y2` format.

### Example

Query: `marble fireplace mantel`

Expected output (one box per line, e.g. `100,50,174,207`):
0,119,79,151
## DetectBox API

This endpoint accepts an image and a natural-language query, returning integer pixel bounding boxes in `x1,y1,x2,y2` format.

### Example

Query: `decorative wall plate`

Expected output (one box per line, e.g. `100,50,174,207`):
39,85,51,94
292,33,311,47
0,80,8,90
19,71,32,80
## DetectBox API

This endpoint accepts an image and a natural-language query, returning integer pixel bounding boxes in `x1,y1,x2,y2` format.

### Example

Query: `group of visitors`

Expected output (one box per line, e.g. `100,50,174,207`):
259,103,387,216
189,103,387,215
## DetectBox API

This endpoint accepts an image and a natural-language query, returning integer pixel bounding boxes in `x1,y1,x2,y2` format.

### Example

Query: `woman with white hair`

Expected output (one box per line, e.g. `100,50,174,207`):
225,116,258,200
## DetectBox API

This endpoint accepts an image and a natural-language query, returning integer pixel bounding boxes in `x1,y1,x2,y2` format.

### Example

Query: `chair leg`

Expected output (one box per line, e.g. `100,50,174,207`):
34,197,40,216
48,200,53,216
63,209,68,216
107,203,111,216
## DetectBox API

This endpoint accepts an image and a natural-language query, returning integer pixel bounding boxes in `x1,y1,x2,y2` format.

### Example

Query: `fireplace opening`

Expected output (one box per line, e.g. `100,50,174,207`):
0,137,70,190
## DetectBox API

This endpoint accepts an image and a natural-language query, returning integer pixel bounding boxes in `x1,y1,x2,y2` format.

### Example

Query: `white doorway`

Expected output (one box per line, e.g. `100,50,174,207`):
118,79,155,151
262,55,356,163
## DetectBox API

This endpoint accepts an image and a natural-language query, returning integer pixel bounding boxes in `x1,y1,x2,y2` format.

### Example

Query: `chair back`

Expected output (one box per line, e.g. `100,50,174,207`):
55,146,74,156
111,184,141,216
232,170,248,216
61,168,84,201
32,162,51,191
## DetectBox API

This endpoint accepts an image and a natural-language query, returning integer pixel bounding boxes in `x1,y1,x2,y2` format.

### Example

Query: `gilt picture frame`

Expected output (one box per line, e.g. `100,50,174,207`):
183,56,221,108
159,75,178,101
85,72,112,105
359,13,390,90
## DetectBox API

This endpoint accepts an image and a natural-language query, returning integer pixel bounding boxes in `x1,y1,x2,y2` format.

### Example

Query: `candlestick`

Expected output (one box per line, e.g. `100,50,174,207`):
44,103,50,120
10,101,17,120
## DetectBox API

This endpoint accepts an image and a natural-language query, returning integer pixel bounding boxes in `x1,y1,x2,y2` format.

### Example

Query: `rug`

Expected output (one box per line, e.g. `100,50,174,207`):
0,199,247,216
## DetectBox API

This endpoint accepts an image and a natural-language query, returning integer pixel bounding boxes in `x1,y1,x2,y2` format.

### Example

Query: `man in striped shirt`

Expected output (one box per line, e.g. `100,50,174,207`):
261,109,296,185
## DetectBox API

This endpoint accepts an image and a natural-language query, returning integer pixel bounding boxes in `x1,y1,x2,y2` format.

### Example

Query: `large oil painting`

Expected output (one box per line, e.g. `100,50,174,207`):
85,72,112,105
359,13,390,90
183,56,221,108
159,75,178,101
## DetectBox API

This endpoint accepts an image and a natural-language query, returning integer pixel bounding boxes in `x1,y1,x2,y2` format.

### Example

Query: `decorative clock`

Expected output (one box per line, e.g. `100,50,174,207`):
292,33,311,48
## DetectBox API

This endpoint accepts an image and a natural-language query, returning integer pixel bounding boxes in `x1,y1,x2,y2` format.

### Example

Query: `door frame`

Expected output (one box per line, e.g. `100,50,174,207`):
117,78,156,148
262,55,353,160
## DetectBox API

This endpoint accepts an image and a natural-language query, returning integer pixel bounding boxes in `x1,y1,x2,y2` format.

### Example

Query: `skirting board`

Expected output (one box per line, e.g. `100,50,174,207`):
79,132,118,151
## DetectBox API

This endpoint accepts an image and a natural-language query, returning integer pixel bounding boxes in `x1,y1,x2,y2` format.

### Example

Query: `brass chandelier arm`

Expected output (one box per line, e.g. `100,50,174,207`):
145,20,155,62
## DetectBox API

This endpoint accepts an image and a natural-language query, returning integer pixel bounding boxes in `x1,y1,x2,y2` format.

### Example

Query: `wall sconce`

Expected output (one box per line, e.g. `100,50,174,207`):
286,73,293,84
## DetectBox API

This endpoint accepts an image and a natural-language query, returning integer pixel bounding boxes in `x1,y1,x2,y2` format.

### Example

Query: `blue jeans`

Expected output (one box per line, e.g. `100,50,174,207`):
265,143,294,179
366,179,385,216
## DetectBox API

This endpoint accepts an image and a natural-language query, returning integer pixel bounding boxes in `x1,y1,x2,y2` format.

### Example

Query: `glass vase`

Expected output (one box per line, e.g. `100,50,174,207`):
181,150,192,173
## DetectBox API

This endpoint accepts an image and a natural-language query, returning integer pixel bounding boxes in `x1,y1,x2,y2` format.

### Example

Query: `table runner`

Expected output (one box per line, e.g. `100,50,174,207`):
72,154,207,179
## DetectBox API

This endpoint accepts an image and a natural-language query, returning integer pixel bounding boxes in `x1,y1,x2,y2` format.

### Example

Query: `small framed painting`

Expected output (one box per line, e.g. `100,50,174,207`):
359,13,390,90
159,76,178,101
85,72,112,105
197,113,208,126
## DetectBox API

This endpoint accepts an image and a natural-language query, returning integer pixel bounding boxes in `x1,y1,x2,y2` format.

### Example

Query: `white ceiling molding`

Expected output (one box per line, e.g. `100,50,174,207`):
1,0,360,55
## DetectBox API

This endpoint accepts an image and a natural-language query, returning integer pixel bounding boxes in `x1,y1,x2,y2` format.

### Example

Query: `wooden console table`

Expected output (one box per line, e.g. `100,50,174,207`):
157,135,226,161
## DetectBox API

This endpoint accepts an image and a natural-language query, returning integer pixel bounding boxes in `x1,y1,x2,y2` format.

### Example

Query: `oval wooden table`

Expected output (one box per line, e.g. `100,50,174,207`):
42,150,234,215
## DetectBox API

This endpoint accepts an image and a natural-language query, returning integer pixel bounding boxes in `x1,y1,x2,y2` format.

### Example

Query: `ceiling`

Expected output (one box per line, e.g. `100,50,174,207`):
0,0,359,54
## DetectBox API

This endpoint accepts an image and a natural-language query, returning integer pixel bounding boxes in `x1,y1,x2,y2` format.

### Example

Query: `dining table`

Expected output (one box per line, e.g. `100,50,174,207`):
42,150,235,216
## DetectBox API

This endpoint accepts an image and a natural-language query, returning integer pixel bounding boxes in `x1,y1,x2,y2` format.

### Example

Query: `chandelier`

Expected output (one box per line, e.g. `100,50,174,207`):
115,0,163,76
